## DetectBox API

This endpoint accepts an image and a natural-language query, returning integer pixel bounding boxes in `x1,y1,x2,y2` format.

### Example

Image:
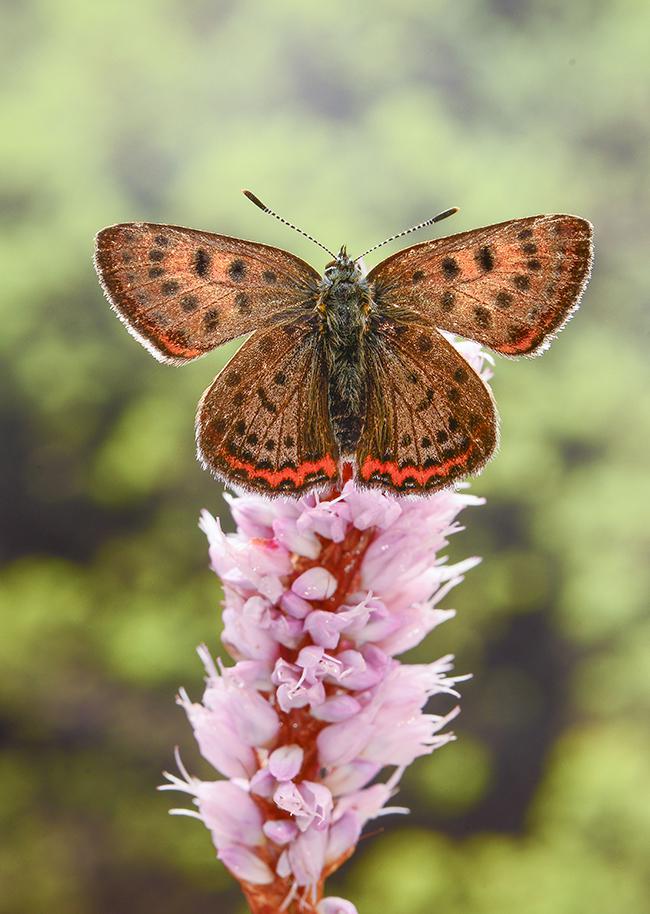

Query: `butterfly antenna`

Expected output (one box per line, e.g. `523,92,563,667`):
355,206,459,261
243,190,336,259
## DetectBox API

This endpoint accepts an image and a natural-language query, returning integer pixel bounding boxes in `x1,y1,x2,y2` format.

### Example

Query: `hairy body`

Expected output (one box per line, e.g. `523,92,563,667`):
318,251,373,455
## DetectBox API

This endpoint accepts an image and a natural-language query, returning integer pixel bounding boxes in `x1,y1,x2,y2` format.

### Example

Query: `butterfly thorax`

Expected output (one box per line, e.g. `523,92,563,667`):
318,249,372,455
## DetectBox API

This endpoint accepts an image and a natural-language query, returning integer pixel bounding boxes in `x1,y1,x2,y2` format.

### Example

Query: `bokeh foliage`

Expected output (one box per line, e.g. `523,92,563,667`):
1,1,648,912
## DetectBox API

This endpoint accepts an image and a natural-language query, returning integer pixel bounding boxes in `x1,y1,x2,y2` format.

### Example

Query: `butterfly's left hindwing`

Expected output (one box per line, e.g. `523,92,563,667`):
197,322,339,495
356,322,497,493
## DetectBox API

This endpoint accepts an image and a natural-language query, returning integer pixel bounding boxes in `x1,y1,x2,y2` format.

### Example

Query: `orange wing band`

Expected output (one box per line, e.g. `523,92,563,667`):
222,452,338,489
360,443,474,487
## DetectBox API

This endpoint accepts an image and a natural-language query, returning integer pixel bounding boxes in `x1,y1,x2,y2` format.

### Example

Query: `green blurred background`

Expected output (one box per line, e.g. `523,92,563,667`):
1,1,649,912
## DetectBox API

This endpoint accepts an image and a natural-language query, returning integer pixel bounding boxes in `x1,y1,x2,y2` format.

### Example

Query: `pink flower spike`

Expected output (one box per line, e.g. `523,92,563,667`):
174,427,489,911
292,567,338,600
269,744,304,782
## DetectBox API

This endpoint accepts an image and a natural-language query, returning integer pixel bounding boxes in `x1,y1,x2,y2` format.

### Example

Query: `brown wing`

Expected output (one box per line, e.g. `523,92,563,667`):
94,223,320,364
356,320,497,494
196,321,339,495
368,215,593,357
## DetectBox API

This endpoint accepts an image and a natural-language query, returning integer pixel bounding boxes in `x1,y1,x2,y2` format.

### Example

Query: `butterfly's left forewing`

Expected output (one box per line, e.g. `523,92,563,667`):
356,321,497,493
369,214,592,357
197,322,339,495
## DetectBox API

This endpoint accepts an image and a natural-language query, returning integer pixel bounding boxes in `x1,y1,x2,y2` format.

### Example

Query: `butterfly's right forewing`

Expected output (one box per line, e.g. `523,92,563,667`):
197,322,339,495
95,223,320,364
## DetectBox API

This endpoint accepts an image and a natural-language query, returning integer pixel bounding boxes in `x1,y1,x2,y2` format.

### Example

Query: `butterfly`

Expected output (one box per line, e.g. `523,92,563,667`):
94,191,593,496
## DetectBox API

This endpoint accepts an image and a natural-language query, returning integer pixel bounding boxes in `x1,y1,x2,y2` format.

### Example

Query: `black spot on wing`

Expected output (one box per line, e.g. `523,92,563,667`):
474,306,491,328
203,308,219,330
475,245,495,272
258,387,277,414
440,291,455,312
441,256,460,279
229,259,247,281
235,292,252,315
194,248,211,277
181,295,198,312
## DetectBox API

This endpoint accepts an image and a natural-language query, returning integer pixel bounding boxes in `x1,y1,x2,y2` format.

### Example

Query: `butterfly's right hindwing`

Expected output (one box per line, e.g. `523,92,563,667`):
94,223,320,364
197,322,339,495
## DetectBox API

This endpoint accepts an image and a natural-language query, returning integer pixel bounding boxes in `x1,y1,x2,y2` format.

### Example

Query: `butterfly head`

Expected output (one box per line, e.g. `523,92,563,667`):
322,246,364,288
